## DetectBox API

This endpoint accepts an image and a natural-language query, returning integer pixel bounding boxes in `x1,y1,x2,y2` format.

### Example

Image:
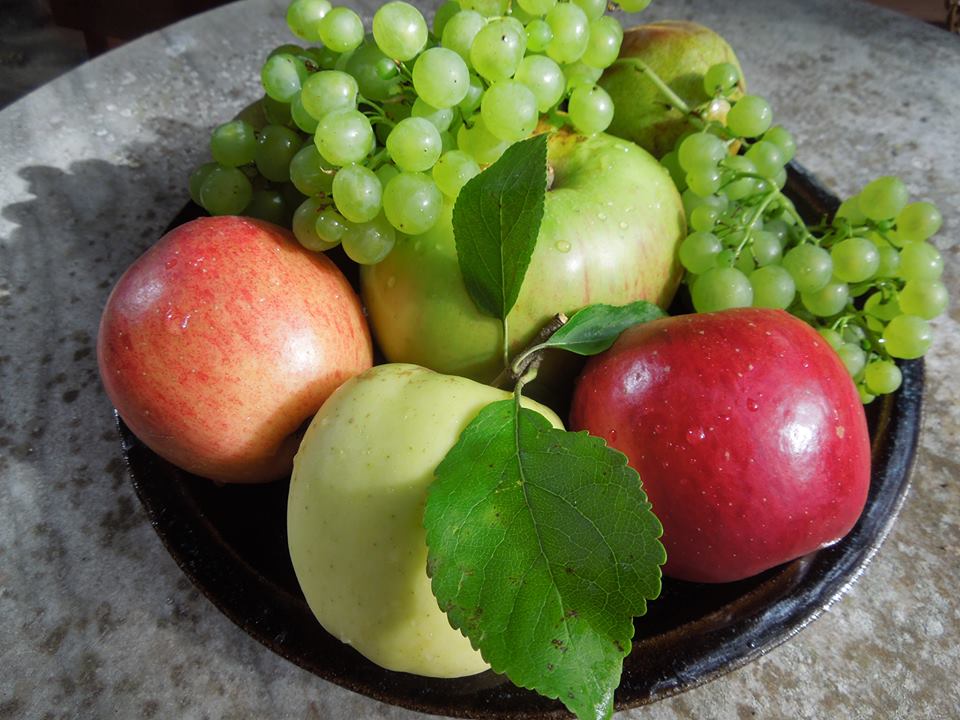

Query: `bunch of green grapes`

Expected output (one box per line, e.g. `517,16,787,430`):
188,0,652,265
662,62,947,401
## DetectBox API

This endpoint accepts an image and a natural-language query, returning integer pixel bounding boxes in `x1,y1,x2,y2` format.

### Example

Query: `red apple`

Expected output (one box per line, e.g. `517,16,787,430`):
98,216,373,483
569,308,870,583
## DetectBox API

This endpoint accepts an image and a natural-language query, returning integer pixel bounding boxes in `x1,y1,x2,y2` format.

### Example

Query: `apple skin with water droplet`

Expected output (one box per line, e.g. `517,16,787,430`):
97,216,373,483
569,308,870,583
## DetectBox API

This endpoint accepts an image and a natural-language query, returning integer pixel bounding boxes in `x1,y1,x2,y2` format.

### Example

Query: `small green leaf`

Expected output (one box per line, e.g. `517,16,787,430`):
425,399,665,720
452,134,549,319
541,301,666,356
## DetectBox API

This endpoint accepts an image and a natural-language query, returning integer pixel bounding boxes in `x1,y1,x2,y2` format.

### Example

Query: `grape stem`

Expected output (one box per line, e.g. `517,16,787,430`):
734,190,779,256
611,58,692,114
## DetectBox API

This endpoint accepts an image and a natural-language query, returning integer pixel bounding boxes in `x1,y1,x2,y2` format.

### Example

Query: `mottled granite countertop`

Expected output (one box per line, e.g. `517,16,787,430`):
1,0,957,718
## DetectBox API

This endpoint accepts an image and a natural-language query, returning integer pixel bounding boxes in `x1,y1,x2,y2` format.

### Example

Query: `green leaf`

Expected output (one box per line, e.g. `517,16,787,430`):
425,399,665,720
452,134,548,319
539,301,666,357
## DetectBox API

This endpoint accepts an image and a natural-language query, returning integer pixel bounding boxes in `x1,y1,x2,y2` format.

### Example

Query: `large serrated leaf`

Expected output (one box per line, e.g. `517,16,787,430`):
425,399,665,720
452,134,548,320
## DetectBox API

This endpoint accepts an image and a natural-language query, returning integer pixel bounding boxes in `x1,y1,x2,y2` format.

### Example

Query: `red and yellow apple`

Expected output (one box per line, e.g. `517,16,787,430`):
97,215,372,483
570,308,871,583
360,126,686,385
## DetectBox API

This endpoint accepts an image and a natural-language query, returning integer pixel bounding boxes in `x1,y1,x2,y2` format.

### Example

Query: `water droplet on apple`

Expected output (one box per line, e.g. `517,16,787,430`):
165,259,178,270
685,427,706,444
597,212,607,221
747,398,760,411
608,428,617,442
387,275,396,289
619,221,628,230
554,240,571,253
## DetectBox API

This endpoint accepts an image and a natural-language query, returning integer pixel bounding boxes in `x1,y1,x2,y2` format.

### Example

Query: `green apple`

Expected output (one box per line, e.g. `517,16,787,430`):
360,127,685,384
600,21,745,158
287,363,563,678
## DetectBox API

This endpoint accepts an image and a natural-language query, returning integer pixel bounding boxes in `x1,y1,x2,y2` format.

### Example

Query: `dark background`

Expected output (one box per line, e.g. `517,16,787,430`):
0,0,956,110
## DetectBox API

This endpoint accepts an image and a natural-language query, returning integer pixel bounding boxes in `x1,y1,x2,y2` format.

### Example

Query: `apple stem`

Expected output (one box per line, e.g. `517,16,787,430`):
612,58,692,115
491,313,569,390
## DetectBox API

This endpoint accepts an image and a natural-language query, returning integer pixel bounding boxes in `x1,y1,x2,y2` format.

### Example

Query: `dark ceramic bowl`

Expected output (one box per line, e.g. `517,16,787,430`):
120,163,922,718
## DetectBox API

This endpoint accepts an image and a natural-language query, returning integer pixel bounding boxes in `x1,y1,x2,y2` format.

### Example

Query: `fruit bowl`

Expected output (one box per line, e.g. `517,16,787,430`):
120,163,922,717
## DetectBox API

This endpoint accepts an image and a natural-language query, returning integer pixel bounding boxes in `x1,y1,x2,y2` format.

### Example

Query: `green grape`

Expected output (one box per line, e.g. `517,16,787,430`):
882,314,932,359
573,0,606,20
460,0,509,15
413,47,471,109
817,327,843,349
568,85,614,135
290,94,319,133
382,172,442,235
681,188,727,219
345,41,403,102
830,236,880,283
244,189,287,225
293,197,338,251
303,45,339,70
289,144,334,196
836,343,866,377
762,125,796,163
562,61,602,93
689,205,719,232
481,81,539,142
515,55,565,112
315,207,349,245
300,71,358,121
678,231,722,274
255,125,301,182
189,162,219,205
835,195,866,225
874,244,900,277
387,117,443,172
342,213,398,263
734,248,756,275
411,97,455,132
433,149,481,198
545,3,589,64
801,280,849,317
518,0,557,13
432,0,461,37
332,164,383,223
899,280,949,319
261,53,309,103
750,230,782,266
864,360,902,395
262,95,293,126
318,7,364,53
899,241,943,281
857,385,876,404
199,166,252,216
458,73,485,115
268,43,305,59
581,16,623,69
315,109,374,166
896,201,943,242
782,243,833,293
726,95,773,138
859,176,908,221
210,120,256,167
842,324,866,346
526,19,553,53
442,10,485,68
286,0,331,41
373,1,428,61
771,167,787,189
457,115,511,164
686,167,722,197
375,162,400,187
661,151,686,191
720,155,757,200
679,133,727,172
691,267,753,312
618,0,652,11
703,62,739,96
749,265,795,309
470,18,526,81
744,141,785,177
764,218,789,247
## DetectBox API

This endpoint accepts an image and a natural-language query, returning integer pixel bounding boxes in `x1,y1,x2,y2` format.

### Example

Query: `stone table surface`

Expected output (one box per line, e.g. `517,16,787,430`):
1,0,957,718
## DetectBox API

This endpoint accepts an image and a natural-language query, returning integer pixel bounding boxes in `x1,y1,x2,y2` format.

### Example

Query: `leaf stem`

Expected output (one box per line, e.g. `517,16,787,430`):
612,58,692,114
491,313,569,390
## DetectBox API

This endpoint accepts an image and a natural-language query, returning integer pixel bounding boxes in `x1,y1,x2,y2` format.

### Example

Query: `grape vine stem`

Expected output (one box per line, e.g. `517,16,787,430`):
611,58,692,114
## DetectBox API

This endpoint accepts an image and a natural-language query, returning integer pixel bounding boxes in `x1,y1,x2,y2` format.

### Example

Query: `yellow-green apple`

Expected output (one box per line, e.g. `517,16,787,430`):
360,126,686,385
600,21,745,158
287,363,563,678
97,216,372,483
570,308,871,583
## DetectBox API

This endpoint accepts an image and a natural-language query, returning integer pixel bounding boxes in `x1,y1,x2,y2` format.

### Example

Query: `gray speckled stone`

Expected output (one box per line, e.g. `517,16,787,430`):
1,1,957,718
